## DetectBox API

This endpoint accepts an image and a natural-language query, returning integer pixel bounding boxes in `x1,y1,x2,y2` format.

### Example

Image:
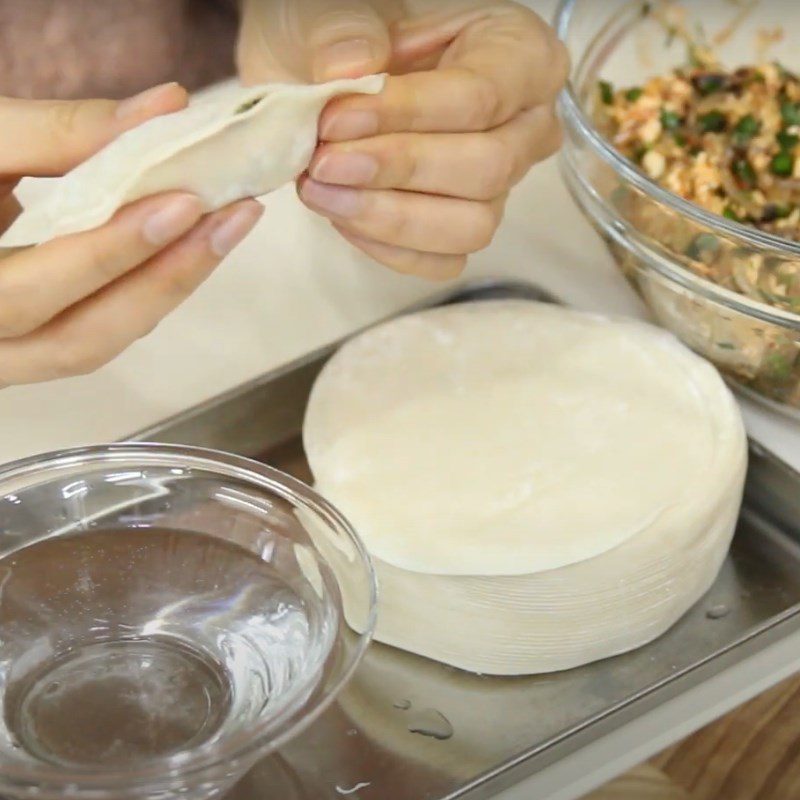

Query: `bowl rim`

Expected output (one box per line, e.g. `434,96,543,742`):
554,0,800,326
0,441,378,792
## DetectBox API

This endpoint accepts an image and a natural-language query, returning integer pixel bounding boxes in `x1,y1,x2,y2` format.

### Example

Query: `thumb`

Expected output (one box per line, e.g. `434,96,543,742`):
302,0,393,82
0,82,187,178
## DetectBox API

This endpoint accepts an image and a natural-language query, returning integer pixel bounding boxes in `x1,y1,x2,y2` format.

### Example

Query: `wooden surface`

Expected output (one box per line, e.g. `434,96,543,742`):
587,765,692,800
587,671,800,800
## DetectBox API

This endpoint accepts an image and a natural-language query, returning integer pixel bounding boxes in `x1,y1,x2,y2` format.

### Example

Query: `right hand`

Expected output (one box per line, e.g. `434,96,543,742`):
236,0,566,281
0,83,264,386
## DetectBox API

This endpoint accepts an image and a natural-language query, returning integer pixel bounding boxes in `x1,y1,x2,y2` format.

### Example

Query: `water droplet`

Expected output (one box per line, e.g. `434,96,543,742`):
407,709,453,740
335,781,371,795
346,728,358,737
393,699,411,710
706,604,730,620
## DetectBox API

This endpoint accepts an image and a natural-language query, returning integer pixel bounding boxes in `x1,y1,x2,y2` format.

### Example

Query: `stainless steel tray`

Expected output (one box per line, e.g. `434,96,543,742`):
131,279,800,800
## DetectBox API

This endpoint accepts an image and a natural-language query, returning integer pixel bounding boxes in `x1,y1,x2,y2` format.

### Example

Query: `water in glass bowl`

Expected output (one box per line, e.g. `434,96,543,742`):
0,526,337,769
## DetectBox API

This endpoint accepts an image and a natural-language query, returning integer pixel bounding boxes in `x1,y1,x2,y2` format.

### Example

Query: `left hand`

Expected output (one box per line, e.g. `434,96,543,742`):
237,1,568,281
0,86,264,386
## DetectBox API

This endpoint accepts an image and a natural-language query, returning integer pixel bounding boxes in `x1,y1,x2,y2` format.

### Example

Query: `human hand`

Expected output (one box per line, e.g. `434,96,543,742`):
0,85,264,386
237,0,568,280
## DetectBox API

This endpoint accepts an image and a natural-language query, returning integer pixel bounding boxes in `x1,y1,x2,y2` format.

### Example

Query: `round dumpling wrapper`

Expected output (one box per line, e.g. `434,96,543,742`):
303,300,745,577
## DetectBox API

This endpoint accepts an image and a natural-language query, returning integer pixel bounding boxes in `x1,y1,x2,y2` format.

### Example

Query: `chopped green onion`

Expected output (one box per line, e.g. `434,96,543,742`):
698,110,727,133
599,80,614,105
732,157,757,189
633,144,648,163
777,129,799,151
764,353,793,381
235,97,261,114
771,151,794,176
625,87,644,102
686,233,720,261
692,73,727,96
660,109,682,130
732,114,760,145
780,100,800,126
673,131,688,147
760,204,792,223
723,206,742,222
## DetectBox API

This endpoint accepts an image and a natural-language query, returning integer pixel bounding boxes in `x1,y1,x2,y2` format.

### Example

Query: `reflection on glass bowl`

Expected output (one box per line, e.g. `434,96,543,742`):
0,443,376,800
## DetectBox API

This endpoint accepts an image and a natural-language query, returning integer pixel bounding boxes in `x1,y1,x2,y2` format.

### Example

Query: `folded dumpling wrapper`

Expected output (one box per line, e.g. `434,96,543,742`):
0,74,386,248
303,300,747,674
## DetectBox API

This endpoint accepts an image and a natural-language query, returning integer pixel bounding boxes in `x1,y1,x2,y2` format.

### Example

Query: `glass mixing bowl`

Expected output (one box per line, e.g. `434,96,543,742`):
0,443,376,800
556,0,800,417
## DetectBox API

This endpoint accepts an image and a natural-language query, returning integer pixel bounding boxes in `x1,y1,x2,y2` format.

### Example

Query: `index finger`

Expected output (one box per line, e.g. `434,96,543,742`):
320,6,569,140
0,82,187,179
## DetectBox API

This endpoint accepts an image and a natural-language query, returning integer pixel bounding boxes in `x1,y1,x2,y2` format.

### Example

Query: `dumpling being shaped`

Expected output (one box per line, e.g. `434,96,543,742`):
0,74,386,248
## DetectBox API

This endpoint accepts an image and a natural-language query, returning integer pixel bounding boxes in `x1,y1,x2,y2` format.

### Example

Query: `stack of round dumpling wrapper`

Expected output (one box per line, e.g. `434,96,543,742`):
303,300,747,675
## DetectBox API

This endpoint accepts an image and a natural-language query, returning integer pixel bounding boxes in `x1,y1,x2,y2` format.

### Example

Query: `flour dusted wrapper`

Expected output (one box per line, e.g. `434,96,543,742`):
0,75,386,248
303,300,747,674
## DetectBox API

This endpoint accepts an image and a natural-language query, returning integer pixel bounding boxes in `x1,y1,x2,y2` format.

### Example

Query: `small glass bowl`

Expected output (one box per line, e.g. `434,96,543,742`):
556,0,800,418
0,443,376,800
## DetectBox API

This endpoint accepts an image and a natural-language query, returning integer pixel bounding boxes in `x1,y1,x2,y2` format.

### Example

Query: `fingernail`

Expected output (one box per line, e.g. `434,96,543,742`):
142,194,204,246
313,39,375,82
300,179,363,218
320,110,378,141
209,202,264,257
311,151,378,186
116,82,181,119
